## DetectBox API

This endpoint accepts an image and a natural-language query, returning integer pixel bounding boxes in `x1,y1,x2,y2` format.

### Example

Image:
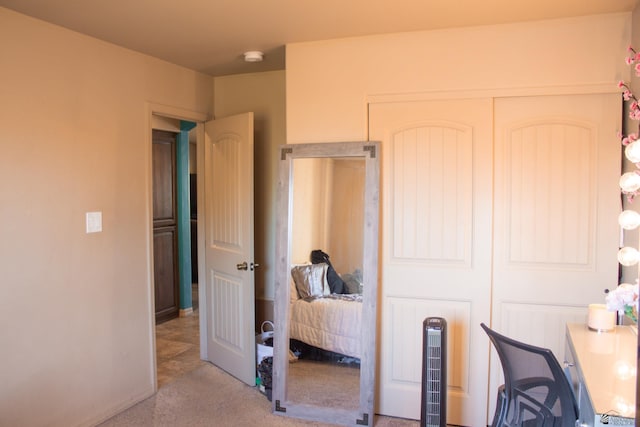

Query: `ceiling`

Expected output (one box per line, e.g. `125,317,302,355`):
1,0,637,76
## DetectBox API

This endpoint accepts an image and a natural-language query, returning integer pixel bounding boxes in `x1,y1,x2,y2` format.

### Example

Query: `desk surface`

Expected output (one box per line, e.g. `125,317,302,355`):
566,323,637,419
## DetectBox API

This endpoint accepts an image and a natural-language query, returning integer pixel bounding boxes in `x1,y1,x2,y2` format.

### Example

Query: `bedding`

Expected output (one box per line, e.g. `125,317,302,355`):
289,264,363,358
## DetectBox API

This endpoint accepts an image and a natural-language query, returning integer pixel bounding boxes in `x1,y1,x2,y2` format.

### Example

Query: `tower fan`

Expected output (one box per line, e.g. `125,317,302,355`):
420,317,447,427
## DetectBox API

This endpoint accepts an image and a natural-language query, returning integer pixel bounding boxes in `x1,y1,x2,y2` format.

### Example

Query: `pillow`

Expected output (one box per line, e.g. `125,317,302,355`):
291,263,330,299
290,277,300,304
342,269,364,294
289,263,310,303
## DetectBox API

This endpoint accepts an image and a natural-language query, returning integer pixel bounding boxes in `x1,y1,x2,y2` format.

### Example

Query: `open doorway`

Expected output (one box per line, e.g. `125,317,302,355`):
151,117,205,388
148,108,257,390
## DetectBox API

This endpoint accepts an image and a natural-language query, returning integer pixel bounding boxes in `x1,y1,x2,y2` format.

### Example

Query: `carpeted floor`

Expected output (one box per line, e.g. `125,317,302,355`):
288,359,360,411
100,288,421,427
99,362,420,427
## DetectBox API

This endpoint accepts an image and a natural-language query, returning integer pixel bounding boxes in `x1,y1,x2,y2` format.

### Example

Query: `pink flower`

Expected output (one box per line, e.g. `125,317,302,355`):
618,80,627,89
626,56,634,65
622,134,638,145
606,283,639,312
624,90,633,101
624,134,640,145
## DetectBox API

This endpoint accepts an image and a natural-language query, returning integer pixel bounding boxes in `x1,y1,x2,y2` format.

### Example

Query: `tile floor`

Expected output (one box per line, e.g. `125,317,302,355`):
155,285,206,388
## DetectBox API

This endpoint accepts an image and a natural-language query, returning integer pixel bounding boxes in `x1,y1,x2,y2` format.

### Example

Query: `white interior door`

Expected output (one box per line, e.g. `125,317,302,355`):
489,93,621,405
369,99,494,426
203,112,256,386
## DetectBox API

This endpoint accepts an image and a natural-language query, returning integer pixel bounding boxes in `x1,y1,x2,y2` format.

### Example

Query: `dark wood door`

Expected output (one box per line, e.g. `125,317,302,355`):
152,129,179,324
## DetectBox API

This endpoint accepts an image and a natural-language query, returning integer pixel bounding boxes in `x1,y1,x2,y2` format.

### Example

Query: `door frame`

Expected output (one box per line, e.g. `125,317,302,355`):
145,103,209,389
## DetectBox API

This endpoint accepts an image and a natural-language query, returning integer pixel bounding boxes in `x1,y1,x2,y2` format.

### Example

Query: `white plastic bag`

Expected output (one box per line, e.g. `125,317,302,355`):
256,321,274,364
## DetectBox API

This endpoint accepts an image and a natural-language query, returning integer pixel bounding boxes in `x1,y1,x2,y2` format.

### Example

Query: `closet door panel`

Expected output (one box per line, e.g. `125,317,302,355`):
369,98,493,426
490,94,621,410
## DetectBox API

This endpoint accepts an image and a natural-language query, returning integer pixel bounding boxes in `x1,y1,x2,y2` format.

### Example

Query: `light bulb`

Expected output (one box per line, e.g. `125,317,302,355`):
619,210,640,230
619,172,640,193
618,246,640,266
626,140,640,163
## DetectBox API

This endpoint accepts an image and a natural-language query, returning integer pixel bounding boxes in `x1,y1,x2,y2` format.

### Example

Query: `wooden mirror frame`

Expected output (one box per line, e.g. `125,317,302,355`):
272,141,380,426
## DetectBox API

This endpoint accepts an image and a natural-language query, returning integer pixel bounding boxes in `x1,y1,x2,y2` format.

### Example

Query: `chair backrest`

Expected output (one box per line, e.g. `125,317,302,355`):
481,323,578,426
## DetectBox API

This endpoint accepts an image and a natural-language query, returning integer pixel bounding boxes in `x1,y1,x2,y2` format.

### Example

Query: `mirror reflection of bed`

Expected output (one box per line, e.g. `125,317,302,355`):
287,156,365,412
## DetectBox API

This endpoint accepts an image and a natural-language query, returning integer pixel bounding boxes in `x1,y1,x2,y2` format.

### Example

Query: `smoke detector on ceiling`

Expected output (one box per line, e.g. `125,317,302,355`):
244,51,264,62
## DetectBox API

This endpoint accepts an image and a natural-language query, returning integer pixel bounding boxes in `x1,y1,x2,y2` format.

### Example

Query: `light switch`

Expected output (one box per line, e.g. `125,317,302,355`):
86,211,102,233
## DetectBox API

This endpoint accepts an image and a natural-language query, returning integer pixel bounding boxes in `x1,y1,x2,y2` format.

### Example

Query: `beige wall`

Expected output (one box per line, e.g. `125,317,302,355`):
286,13,631,143
213,71,286,327
290,158,364,274
0,7,212,426
284,12,633,420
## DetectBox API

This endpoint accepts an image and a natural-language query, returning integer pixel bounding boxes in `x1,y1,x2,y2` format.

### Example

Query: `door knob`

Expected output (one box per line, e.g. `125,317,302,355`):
251,263,260,271
236,261,248,270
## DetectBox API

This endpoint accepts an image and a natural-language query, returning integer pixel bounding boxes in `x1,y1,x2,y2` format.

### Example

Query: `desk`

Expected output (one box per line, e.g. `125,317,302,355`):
565,323,636,426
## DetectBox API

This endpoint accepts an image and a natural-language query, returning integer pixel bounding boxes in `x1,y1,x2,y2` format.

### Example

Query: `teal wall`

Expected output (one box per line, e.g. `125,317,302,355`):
178,121,196,310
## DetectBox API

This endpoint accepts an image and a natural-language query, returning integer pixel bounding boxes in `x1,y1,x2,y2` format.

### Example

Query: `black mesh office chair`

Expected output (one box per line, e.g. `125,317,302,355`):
481,323,578,427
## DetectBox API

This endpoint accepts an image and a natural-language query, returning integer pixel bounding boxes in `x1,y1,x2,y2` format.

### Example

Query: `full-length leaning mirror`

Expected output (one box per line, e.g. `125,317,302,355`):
272,141,380,427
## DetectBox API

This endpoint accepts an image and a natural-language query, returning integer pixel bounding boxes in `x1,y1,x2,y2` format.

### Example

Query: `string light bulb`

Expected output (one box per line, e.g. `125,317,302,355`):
619,210,640,230
619,172,640,193
625,140,640,163
618,246,640,266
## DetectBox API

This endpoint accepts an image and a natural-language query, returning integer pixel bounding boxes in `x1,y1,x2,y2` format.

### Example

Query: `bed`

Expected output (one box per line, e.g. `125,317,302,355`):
289,263,363,359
